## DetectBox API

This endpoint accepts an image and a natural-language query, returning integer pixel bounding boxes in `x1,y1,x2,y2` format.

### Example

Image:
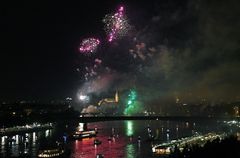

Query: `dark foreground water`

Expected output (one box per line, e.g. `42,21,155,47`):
0,120,229,158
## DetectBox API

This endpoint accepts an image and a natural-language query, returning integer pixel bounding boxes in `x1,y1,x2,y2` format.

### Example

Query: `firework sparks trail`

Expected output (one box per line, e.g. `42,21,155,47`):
82,58,103,81
79,38,100,54
103,6,131,42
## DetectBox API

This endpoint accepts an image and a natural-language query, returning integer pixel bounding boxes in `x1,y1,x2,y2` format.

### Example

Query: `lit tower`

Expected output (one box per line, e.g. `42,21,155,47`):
98,90,119,106
115,91,119,103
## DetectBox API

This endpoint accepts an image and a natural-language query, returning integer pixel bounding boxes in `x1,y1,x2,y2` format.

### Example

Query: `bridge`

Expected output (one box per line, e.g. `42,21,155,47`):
72,115,240,123
1,115,240,125
0,123,53,136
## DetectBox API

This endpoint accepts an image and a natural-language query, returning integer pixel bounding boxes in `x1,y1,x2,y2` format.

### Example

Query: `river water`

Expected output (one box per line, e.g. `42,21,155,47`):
0,120,229,158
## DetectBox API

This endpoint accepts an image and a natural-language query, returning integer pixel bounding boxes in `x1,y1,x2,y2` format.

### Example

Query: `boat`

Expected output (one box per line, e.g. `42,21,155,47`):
72,123,97,140
94,139,102,145
72,129,97,139
137,136,141,142
152,145,171,155
108,136,112,141
96,154,104,158
37,140,70,157
38,148,65,158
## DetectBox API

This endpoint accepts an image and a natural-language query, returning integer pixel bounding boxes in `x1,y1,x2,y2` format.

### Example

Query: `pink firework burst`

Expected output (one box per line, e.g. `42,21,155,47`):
103,6,131,42
79,38,100,54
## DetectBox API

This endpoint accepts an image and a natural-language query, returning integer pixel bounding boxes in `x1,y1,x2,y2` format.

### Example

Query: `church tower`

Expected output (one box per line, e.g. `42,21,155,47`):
115,91,119,103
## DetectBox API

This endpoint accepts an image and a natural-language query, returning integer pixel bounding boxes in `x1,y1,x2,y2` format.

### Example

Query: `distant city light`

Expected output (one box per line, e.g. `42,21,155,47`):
66,97,72,101
78,93,90,103
79,95,87,100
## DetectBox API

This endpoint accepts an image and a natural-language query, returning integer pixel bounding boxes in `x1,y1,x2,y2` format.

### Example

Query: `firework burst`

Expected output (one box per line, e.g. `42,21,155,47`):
103,6,131,42
79,38,100,54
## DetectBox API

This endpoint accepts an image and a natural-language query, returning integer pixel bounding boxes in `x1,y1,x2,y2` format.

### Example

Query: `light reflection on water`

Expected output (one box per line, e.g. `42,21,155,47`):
126,144,135,158
69,120,224,158
126,121,134,137
0,128,54,157
0,120,226,158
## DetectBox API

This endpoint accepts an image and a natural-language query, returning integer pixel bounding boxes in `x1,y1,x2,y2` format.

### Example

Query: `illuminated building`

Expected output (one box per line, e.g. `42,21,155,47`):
98,91,119,106
176,97,180,104
234,106,239,117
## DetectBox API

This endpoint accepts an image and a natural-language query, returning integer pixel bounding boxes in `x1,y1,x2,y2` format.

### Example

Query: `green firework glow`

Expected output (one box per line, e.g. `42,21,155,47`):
124,90,143,115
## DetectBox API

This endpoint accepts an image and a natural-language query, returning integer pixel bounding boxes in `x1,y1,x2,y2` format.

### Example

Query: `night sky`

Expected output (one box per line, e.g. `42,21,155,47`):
2,0,240,103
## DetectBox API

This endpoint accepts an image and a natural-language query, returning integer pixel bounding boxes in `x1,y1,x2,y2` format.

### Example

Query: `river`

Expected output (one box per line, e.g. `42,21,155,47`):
0,120,229,157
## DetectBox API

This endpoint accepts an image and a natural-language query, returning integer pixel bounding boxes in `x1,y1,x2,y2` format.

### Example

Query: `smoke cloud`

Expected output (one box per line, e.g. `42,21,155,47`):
78,0,240,109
